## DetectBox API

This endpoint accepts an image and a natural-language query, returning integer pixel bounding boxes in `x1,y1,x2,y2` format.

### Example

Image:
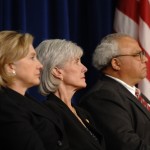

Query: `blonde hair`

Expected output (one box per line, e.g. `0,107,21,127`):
0,30,33,87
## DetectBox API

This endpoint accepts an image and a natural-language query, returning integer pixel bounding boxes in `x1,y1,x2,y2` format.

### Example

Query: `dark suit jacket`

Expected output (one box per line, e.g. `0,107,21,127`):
80,75,150,150
44,93,105,150
0,87,70,150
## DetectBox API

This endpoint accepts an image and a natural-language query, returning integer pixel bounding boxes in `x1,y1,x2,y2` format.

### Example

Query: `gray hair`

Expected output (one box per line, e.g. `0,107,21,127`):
92,33,131,70
36,39,83,95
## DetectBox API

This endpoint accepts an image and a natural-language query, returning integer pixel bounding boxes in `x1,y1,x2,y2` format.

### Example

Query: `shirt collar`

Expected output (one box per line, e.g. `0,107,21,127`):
106,75,137,97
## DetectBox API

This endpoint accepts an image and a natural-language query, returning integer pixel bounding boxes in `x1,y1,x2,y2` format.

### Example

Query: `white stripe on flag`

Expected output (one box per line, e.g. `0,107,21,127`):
139,17,150,56
114,9,138,39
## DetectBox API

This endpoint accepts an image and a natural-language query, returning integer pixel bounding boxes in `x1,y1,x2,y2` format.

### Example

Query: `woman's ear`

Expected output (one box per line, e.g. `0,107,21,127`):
111,58,121,71
52,67,63,80
4,63,16,75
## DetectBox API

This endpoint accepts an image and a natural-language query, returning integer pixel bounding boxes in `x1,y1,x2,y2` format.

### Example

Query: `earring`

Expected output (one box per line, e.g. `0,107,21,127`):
12,70,16,76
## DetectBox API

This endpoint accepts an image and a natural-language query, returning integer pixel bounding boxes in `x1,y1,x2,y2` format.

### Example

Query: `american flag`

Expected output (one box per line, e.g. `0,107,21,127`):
114,0,150,100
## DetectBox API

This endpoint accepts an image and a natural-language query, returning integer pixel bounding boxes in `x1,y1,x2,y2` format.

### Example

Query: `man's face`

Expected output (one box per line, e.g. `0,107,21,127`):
116,37,148,86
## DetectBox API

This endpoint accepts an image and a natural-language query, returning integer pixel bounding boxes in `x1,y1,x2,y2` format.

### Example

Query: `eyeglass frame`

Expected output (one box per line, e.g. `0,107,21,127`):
113,51,146,62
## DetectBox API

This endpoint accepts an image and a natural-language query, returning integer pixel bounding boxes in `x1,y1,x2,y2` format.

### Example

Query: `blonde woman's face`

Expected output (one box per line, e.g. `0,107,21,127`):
12,45,43,89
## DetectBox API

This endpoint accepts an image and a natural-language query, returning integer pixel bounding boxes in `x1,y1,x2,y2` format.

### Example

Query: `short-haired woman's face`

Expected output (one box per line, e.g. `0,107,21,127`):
60,57,87,91
12,45,43,88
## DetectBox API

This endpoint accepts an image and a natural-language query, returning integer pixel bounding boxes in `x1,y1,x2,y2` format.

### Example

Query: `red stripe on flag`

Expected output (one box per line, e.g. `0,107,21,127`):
114,0,150,99
117,0,139,23
140,0,150,28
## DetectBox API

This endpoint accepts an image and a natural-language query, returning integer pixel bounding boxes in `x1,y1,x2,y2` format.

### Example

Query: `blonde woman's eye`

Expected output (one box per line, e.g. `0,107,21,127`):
31,56,36,60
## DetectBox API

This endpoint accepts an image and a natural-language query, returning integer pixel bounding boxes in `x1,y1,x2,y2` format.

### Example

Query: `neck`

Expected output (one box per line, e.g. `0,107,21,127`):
55,83,76,106
7,84,27,96
54,87,86,127
55,89,73,108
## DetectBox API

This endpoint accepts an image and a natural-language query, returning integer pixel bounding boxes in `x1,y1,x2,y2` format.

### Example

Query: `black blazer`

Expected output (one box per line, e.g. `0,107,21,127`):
0,87,70,150
80,75,150,150
44,93,105,150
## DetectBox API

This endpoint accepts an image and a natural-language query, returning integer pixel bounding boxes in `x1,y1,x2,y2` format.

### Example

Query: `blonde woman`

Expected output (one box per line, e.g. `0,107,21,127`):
0,31,70,150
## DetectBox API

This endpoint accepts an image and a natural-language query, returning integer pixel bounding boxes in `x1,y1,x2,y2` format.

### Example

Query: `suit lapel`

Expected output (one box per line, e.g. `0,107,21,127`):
117,83,150,120
47,93,103,149
4,87,64,132
75,106,105,149
103,76,150,120
25,95,65,132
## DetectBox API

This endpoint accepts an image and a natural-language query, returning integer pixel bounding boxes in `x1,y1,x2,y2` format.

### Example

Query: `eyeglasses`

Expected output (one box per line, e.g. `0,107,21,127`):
114,51,146,62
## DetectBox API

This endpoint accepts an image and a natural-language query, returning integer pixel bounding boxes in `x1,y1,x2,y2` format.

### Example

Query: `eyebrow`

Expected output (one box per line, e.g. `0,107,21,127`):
30,52,36,55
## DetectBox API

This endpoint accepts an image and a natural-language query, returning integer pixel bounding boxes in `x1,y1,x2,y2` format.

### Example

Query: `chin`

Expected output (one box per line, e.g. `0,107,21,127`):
81,84,87,88
32,81,40,86
76,85,86,90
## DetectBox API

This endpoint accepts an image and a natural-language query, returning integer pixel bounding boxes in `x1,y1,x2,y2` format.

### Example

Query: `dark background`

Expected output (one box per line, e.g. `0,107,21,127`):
0,0,117,103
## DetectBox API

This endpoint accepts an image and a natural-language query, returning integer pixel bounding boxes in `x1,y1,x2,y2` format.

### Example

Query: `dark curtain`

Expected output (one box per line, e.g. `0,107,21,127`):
0,0,117,103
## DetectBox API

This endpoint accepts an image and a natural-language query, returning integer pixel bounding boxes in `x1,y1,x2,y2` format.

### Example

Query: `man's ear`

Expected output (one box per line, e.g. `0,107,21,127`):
52,67,63,80
111,58,121,71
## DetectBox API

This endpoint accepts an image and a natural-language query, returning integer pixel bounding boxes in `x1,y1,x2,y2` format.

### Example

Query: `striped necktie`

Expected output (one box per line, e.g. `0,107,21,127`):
135,88,150,112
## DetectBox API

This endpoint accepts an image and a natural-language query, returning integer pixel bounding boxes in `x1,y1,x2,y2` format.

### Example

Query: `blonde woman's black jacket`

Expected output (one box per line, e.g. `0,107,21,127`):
0,87,70,150
80,74,150,150
44,93,105,150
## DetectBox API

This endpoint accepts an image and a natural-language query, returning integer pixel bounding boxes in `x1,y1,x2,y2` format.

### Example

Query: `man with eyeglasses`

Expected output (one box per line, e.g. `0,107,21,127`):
80,33,150,150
